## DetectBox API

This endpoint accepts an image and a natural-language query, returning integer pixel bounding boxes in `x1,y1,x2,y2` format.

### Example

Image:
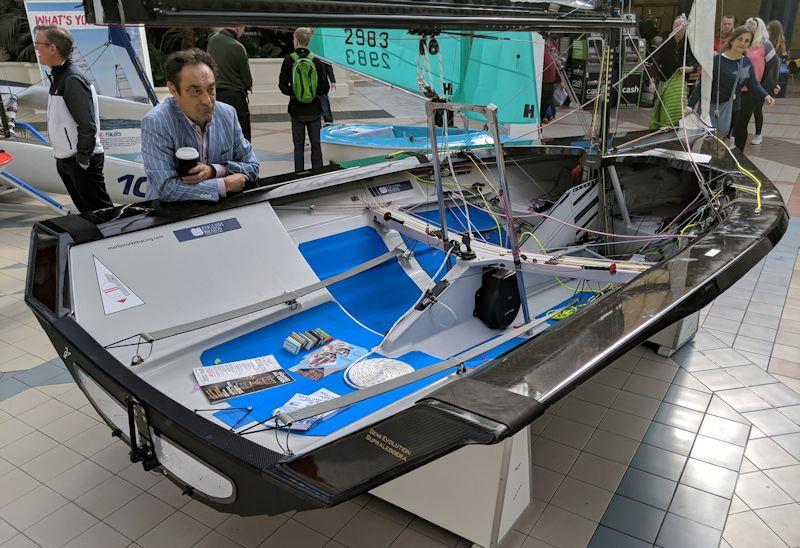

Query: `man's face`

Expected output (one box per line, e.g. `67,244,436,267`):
721,17,734,35
673,18,686,41
34,31,59,67
168,63,216,126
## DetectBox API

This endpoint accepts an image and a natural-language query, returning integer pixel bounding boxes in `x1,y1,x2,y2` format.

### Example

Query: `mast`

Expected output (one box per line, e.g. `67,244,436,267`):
108,26,160,106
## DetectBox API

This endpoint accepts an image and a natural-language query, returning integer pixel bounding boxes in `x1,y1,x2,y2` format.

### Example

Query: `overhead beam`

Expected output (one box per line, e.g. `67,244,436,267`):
85,0,635,31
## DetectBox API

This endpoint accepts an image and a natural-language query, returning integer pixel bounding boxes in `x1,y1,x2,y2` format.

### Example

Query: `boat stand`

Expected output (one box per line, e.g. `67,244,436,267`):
371,426,532,548
646,255,699,356
648,311,700,357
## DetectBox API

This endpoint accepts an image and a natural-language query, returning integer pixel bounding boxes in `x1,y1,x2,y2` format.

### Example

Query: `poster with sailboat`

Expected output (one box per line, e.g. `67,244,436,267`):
23,1,156,162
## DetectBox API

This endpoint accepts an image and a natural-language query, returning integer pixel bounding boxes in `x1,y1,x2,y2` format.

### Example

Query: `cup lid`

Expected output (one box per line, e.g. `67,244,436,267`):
176,147,199,160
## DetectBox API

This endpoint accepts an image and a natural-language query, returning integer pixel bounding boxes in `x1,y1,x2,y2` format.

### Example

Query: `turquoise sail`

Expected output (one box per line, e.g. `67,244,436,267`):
309,29,539,125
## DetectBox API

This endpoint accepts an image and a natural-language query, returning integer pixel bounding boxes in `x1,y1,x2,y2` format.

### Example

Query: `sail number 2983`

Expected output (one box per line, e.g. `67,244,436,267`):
343,29,390,69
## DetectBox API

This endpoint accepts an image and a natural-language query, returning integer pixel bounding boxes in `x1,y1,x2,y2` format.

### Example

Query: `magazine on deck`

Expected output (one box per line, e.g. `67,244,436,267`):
289,339,369,381
193,355,293,403
271,388,342,431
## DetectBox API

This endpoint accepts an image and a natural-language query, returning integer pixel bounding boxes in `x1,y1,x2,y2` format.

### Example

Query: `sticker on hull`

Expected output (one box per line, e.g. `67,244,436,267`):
93,256,144,314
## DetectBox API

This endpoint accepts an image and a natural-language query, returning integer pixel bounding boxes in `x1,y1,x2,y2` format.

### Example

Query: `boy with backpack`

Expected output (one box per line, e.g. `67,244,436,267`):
279,27,330,172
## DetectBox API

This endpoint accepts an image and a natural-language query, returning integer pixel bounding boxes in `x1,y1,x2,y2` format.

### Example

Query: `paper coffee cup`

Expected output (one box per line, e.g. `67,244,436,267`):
176,147,199,177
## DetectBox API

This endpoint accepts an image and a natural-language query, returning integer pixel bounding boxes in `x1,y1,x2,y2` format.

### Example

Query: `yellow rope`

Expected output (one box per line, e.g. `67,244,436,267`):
520,230,579,292
465,154,500,194
476,185,504,242
711,135,762,213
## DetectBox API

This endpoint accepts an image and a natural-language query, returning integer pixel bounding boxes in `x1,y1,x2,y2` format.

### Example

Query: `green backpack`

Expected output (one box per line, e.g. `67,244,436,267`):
290,52,318,103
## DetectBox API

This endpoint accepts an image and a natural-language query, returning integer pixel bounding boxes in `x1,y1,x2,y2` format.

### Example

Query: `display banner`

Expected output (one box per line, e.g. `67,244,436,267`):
24,1,155,161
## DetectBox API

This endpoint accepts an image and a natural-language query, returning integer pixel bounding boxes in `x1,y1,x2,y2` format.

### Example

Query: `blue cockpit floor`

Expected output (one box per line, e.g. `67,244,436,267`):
199,226,580,436
201,300,443,435
300,226,423,334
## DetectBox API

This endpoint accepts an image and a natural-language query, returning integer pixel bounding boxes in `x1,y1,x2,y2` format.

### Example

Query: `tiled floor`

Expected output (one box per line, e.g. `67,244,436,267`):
2,82,800,547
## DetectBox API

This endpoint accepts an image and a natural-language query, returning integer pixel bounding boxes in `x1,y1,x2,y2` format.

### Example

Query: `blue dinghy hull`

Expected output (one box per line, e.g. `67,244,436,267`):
321,123,499,163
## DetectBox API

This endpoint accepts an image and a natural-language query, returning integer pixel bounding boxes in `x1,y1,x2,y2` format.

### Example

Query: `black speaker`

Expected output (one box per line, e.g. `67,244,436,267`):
474,268,521,330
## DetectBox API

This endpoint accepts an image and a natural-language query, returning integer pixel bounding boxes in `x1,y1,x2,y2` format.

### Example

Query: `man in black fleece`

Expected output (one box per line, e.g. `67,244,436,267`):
34,24,112,212
279,27,330,172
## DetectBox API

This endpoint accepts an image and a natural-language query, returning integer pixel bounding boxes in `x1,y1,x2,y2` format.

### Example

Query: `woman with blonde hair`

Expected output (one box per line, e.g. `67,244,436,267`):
732,17,779,149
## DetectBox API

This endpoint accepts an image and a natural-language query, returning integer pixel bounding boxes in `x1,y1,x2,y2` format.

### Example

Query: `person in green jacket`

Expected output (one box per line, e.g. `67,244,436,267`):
207,26,253,141
649,68,687,130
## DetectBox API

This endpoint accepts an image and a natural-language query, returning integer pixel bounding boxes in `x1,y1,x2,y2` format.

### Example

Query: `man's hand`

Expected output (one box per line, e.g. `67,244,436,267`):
182,163,215,184
774,85,781,95
77,153,90,170
331,82,337,91
765,96,776,106
223,173,247,194
681,65,695,74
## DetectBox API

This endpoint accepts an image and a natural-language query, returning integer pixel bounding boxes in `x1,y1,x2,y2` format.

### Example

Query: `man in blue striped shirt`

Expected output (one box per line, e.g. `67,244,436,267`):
142,48,259,202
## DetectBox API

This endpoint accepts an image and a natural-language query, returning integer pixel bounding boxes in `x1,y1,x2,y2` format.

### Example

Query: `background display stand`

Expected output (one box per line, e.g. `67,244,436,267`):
648,311,700,357
371,426,531,548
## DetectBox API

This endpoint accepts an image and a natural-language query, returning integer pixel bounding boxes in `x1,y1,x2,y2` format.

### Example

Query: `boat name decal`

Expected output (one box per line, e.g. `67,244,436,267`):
366,428,411,462
174,218,242,242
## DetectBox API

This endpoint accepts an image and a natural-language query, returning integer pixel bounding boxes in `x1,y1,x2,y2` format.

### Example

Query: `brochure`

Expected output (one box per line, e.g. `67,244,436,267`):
289,339,368,381
193,355,293,403
271,388,342,431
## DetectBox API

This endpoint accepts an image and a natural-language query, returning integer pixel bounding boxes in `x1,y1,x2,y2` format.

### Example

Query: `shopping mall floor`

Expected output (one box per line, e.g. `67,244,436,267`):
2,85,800,548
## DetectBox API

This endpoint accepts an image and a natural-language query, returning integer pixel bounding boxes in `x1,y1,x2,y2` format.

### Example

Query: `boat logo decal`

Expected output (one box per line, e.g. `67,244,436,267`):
173,218,242,242
368,180,413,197
62,347,71,359
93,256,145,315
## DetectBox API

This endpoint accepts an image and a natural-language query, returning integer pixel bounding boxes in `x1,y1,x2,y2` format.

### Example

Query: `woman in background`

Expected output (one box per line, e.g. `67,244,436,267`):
767,20,788,101
733,17,779,149
768,20,787,59
688,26,774,137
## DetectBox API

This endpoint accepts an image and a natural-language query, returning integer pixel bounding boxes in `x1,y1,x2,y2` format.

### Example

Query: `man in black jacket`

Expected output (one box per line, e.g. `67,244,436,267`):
34,24,112,212
279,27,330,172
207,26,253,142
653,16,697,84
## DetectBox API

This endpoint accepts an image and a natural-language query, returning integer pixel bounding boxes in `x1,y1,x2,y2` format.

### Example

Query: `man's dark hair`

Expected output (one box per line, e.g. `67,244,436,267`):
164,48,217,90
33,25,73,60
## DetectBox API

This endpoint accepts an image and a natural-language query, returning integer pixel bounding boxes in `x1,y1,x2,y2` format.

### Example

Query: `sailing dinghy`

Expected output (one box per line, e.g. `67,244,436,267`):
23,0,788,518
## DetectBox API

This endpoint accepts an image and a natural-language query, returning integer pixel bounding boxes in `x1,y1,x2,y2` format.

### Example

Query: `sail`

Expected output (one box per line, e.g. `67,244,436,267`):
115,65,134,99
72,46,102,94
310,29,539,124
108,26,160,106
687,0,716,125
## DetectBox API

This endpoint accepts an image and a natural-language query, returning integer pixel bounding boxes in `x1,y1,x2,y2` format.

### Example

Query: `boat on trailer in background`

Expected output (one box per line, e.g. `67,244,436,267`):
23,0,787,519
